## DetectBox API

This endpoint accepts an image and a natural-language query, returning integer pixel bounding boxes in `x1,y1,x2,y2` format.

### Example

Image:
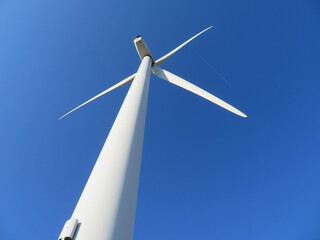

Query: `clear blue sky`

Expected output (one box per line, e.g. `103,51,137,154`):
1,0,320,239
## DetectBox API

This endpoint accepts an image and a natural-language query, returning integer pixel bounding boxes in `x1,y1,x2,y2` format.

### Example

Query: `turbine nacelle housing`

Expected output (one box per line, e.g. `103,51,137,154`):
134,36,155,63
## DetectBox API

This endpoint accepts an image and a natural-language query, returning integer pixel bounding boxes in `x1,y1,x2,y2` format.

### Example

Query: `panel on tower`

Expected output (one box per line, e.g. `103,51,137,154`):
58,218,79,240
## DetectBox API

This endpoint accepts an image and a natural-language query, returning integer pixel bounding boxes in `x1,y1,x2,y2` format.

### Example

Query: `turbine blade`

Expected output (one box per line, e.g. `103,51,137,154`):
59,73,136,120
152,66,247,118
155,26,213,67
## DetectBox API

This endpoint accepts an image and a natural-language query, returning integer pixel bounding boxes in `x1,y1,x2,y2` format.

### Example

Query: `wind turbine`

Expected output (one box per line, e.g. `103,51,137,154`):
58,26,246,240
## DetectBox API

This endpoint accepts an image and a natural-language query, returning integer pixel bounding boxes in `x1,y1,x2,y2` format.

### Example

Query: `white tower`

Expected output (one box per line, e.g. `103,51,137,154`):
58,26,246,240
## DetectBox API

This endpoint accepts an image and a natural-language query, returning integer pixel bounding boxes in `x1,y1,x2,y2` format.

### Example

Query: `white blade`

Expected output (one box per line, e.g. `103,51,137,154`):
155,26,213,66
152,66,247,118
59,73,136,120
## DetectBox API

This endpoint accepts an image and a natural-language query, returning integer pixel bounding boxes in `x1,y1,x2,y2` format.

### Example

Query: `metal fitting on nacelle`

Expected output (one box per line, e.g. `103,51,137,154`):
58,218,79,240
134,36,155,63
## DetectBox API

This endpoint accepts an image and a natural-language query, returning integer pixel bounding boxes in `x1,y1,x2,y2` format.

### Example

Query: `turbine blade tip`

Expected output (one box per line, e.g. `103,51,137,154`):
58,114,68,120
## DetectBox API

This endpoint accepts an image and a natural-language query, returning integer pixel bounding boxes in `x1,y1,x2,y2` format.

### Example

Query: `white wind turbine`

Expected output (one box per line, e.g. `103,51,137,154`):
58,26,246,240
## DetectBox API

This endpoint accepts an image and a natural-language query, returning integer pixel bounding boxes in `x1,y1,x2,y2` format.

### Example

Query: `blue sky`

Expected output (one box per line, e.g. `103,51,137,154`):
1,0,320,239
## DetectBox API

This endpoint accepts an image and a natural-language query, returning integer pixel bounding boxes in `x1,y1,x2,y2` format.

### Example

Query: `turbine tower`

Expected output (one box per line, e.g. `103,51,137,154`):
58,26,246,240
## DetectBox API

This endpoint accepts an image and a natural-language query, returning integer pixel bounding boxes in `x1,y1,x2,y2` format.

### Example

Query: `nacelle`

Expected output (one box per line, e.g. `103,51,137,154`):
134,36,154,63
